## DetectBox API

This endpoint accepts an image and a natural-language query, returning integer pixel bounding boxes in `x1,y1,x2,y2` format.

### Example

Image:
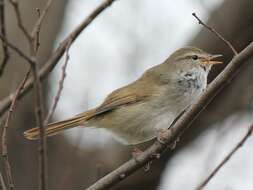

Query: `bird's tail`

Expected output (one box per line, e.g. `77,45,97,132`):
23,110,94,140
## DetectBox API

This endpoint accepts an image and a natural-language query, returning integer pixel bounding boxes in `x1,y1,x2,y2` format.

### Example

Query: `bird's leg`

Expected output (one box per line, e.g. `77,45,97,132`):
156,128,170,144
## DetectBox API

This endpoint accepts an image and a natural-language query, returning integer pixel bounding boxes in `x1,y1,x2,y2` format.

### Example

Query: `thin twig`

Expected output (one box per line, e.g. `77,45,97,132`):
31,0,53,52
192,13,238,55
44,40,71,124
0,0,10,77
1,67,31,190
8,0,32,43
0,0,118,117
30,57,47,190
0,33,35,65
85,43,253,190
0,171,7,190
196,124,253,190
30,17,47,190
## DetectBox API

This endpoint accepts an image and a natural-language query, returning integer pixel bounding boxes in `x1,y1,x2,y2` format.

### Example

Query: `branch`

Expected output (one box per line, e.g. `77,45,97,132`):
192,13,238,55
0,0,118,117
0,33,35,65
31,0,53,52
0,171,7,190
196,123,253,190
1,68,31,190
8,0,32,44
0,0,10,77
44,40,71,124
85,43,253,190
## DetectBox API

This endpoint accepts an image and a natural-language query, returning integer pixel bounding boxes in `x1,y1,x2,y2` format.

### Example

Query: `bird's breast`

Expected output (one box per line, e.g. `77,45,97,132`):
176,68,207,103
162,67,207,114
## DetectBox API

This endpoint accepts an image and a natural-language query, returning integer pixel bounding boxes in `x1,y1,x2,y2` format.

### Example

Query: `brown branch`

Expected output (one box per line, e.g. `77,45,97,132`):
85,43,253,190
0,0,10,77
0,33,35,65
192,13,238,55
31,0,53,52
1,68,31,190
8,0,32,43
0,171,7,190
29,3,53,189
30,57,48,190
196,123,253,190
44,41,71,124
0,0,118,117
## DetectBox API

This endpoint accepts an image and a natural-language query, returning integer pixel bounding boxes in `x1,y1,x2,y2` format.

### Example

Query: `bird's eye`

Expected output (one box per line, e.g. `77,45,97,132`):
192,55,198,60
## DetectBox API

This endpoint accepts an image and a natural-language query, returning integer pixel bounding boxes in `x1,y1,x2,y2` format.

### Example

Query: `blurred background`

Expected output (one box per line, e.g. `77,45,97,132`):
0,0,253,189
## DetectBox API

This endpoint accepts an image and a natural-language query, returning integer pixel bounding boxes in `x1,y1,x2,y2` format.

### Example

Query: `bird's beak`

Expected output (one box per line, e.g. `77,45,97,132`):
200,54,223,65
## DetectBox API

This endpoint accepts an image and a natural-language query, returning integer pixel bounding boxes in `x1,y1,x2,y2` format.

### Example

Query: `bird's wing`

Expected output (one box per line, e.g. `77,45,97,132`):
75,85,149,120
94,93,145,115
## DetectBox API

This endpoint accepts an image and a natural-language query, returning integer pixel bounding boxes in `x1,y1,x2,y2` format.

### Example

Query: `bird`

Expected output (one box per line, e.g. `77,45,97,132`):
23,47,222,145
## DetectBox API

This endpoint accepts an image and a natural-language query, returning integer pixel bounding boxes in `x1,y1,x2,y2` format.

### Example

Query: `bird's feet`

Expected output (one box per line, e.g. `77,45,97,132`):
131,147,152,172
156,128,170,144
132,146,143,160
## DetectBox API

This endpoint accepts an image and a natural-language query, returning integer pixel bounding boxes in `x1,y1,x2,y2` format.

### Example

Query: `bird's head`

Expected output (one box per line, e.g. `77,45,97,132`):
168,46,223,72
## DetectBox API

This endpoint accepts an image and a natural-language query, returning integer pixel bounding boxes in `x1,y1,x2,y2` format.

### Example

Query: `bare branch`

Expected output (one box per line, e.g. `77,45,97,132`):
0,33,35,65
8,0,32,43
85,43,253,190
0,171,7,190
1,68,31,190
0,0,118,117
30,57,48,190
196,123,253,190
192,13,238,55
31,0,53,52
44,40,71,124
0,0,10,77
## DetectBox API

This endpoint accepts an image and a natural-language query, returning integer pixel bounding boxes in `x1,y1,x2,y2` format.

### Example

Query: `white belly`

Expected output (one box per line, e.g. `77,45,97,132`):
99,68,208,145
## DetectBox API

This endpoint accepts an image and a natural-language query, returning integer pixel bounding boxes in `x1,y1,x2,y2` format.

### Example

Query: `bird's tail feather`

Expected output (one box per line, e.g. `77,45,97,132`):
24,110,94,140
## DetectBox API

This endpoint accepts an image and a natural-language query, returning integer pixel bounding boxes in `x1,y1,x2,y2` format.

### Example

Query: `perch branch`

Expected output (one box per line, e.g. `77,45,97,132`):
85,42,253,190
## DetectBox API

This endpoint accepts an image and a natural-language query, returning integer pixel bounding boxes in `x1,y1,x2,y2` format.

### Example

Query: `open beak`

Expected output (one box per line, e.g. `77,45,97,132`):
200,54,223,65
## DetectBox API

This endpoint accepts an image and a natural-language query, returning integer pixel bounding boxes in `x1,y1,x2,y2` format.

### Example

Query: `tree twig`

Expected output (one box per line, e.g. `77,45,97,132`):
196,123,253,190
31,0,53,52
8,0,32,44
85,43,253,190
1,68,31,190
0,171,7,190
0,0,118,117
0,0,10,77
44,40,71,124
192,13,238,55
0,33,35,65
